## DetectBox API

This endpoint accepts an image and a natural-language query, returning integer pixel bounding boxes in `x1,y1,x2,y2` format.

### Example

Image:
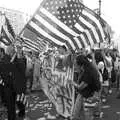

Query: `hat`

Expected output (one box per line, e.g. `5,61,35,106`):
98,61,104,69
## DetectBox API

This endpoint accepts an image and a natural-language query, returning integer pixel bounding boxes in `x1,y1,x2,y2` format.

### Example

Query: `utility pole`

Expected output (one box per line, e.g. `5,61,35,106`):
99,0,101,16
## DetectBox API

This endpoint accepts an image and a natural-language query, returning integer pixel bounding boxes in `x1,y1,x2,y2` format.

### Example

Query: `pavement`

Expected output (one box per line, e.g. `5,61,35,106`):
24,88,120,120
1,88,120,120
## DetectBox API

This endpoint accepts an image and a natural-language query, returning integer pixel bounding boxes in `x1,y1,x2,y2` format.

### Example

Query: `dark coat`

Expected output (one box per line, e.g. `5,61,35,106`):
0,55,26,94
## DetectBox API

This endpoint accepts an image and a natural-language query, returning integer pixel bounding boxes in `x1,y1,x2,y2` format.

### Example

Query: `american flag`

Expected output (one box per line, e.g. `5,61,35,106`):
20,0,109,51
21,37,44,52
0,26,12,46
3,16,15,43
0,15,16,46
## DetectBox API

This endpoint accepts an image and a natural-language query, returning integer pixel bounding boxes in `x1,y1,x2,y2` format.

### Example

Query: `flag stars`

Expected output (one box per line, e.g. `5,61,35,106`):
73,14,75,18
76,9,79,12
69,20,72,23
64,20,67,24
55,1,58,4
63,15,66,19
61,10,64,14
68,15,71,18
70,25,73,28
70,4,73,7
50,1,54,5
63,0,67,2
52,11,55,14
58,0,61,4
45,2,49,6
46,7,49,10
74,4,77,7
65,4,68,8
73,19,77,23
56,6,59,10
66,10,70,13
71,9,74,13
58,16,61,19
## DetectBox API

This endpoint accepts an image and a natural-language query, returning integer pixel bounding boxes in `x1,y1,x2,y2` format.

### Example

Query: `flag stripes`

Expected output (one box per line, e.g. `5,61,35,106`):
3,16,15,43
0,26,12,45
79,15,99,43
75,23,94,46
16,93,29,108
22,37,42,52
5,16,16,39
32,16,74,50
37,10,80,50
20,0,110,51
82,5,105,41
32,14,76,50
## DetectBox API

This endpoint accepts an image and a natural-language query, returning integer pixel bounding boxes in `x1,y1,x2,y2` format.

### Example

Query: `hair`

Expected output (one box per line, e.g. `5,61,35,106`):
76,55,90,67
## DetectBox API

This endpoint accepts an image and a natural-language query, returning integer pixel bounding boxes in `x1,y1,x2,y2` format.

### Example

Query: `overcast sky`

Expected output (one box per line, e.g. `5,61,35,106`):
0,0,119,40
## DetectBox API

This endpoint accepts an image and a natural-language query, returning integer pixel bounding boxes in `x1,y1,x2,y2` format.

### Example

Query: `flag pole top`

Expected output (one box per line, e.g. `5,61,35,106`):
99,0,101,16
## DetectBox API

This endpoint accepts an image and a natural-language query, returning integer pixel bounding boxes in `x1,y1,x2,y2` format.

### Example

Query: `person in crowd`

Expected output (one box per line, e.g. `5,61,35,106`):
104,51,113,94
115,56,120,98
55,45,68,71
0,45,27,120
98,61,109,103
32,52,42,91
71,54,100,120
0,47,10,107
25,51,34,93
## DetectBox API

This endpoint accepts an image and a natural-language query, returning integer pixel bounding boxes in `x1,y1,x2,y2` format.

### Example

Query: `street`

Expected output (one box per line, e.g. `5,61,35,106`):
26,88,120,120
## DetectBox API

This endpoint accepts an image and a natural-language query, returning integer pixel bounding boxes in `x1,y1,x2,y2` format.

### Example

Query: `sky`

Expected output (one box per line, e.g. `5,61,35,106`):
0,0,120,40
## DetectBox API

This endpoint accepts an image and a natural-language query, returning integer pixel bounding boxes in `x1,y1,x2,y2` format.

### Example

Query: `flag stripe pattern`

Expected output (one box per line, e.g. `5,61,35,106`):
4,16,15,43
0,26,12,45
21,0,109,51
22,37,43,52
5,16,16,39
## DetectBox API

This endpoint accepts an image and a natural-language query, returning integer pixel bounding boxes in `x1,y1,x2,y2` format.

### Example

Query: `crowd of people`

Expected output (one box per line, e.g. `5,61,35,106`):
0,43,120,120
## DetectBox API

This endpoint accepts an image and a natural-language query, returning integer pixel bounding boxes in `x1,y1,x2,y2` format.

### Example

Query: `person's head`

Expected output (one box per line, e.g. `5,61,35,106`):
6,45,15,57
28,51,32,58
98,61,104,70
58,45,67,54
76,54,90,67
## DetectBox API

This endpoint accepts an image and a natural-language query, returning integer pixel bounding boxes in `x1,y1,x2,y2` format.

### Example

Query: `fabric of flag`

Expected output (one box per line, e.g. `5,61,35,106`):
100,19,112,43
20,28,48,52
40,53,75,117
5,16,16,39
16,93,29,108
22,37,43,52
20,0,109,51
3,16,16,43
0,26,12,46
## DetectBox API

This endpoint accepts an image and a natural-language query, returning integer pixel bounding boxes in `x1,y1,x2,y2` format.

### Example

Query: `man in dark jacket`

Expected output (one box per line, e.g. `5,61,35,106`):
71,55,100,120
0,45,27,120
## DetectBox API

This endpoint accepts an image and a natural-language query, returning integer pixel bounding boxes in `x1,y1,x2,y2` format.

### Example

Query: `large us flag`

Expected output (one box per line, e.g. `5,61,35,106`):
20,0,109,51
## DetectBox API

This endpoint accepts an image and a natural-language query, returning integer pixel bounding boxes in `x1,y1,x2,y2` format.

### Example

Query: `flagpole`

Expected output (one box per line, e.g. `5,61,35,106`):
99,0,101,16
